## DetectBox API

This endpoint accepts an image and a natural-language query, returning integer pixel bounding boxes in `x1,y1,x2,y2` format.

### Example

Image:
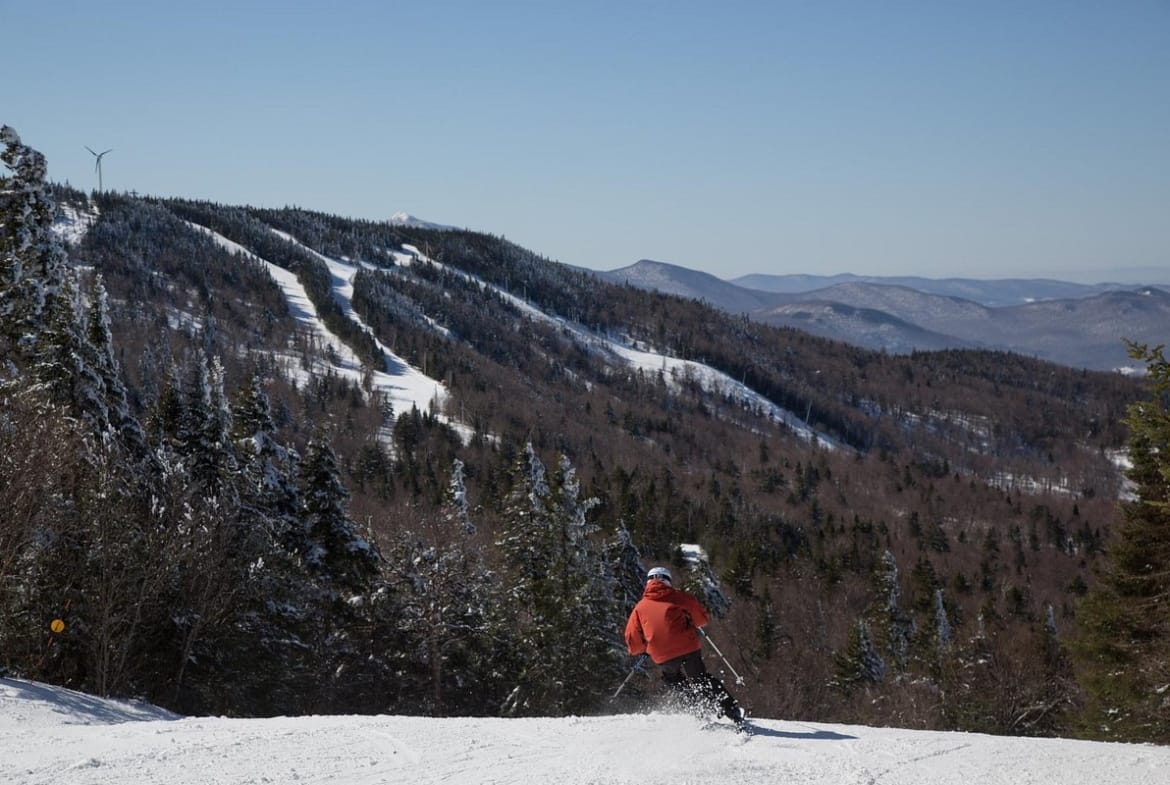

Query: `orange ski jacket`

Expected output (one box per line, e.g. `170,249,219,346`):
624,580,710,664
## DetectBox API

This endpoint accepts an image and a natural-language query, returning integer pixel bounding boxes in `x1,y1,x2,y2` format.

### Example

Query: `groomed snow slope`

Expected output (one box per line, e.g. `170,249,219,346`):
3,678,1167,785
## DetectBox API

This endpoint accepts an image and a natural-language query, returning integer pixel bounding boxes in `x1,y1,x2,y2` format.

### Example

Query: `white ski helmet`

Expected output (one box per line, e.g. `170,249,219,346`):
647,567,673,585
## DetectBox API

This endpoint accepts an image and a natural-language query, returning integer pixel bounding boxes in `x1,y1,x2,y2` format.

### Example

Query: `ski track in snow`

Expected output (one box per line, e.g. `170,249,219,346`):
266,228,473,440
186,222,461,443
3,677,1168,785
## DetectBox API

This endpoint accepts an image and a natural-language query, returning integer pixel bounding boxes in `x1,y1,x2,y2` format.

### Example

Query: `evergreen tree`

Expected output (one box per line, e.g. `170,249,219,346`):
179,356,239,500
1072,342,1170,742
606,523,647,613
149,363,184,446
933,588,954,652
753,589,780,660
496,442,564,715
677,543,732,620
1,126,166,702
34,272,105,420
496,444,623,715
872,550,914,672
232,373,302,549
298,428,380,596
496,442,553,599
0,137,122,444
551,452,624,683
82,275,150,459
1,125,66,367
445,459,476,536
225,373,320,715
833,618,886,693
141,352,264,712
384,459,507,715
1027,605,1077,735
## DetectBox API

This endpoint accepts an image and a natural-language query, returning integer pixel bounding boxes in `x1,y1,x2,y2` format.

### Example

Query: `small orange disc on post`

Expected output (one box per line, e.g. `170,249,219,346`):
50,619,65,634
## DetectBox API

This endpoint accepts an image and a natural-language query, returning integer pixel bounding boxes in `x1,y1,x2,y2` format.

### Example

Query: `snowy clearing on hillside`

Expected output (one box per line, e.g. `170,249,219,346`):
3,677,1167,785
269,229,476,444
393,244,840,448
187,222,461,444
50,202,99,247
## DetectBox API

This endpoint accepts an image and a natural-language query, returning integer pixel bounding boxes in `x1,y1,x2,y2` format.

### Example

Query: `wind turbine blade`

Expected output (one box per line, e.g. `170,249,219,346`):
86,146,98,156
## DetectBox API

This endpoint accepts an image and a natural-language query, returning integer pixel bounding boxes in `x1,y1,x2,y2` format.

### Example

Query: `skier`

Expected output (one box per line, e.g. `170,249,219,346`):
624,566,745,727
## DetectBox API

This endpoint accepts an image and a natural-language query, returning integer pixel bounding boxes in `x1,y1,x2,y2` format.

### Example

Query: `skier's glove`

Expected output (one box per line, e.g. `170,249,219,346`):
632,653,649,672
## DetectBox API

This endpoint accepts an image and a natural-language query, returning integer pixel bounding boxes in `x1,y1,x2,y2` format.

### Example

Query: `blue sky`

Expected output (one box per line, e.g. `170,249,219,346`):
4,1,1167,282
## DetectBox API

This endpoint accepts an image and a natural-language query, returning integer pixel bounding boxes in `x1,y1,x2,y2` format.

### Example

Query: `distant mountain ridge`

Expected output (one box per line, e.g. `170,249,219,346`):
732,272,1165,306
596,260,1169,371
388,212,458,231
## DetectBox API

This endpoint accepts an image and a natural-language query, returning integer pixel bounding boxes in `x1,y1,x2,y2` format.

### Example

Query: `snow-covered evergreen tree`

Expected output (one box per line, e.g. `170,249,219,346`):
225,373,321,715
445,459,476,536
677,543,732,619
384,459,507,715
872,550,914,672
934,588,953,652
180,356,239,500
552,452,624,677
232,373,302,548
81,275,142,451
298,428,380,596
497,444,623,715
0,127,119,444
606,523,647,613
496,442,553,599
833,618,886,692
1,125,67,367
34,272,105,419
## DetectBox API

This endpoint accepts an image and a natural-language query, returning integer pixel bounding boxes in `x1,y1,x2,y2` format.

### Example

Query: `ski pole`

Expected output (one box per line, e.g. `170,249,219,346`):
698,628,745,686
611,654,649,700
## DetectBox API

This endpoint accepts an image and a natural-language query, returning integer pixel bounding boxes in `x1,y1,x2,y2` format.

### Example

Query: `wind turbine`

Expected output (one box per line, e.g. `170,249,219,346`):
85,146,113,192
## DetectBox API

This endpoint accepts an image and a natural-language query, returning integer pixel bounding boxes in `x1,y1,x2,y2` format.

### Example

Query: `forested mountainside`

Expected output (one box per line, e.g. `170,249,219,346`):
2,128,1159,738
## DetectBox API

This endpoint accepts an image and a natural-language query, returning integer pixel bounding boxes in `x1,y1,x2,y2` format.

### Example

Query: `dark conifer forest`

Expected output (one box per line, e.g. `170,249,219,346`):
3,126,1168,740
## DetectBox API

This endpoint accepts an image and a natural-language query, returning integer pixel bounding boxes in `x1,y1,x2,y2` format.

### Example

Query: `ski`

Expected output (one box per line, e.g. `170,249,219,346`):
701,717,753,737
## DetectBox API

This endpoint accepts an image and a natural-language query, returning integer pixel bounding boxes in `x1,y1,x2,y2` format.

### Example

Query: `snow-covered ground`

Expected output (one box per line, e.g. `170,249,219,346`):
2,678,1167,785
50,202,100,247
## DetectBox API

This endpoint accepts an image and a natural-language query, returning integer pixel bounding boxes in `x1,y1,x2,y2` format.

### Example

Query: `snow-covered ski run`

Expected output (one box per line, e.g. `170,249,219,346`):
3,677,1168,785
